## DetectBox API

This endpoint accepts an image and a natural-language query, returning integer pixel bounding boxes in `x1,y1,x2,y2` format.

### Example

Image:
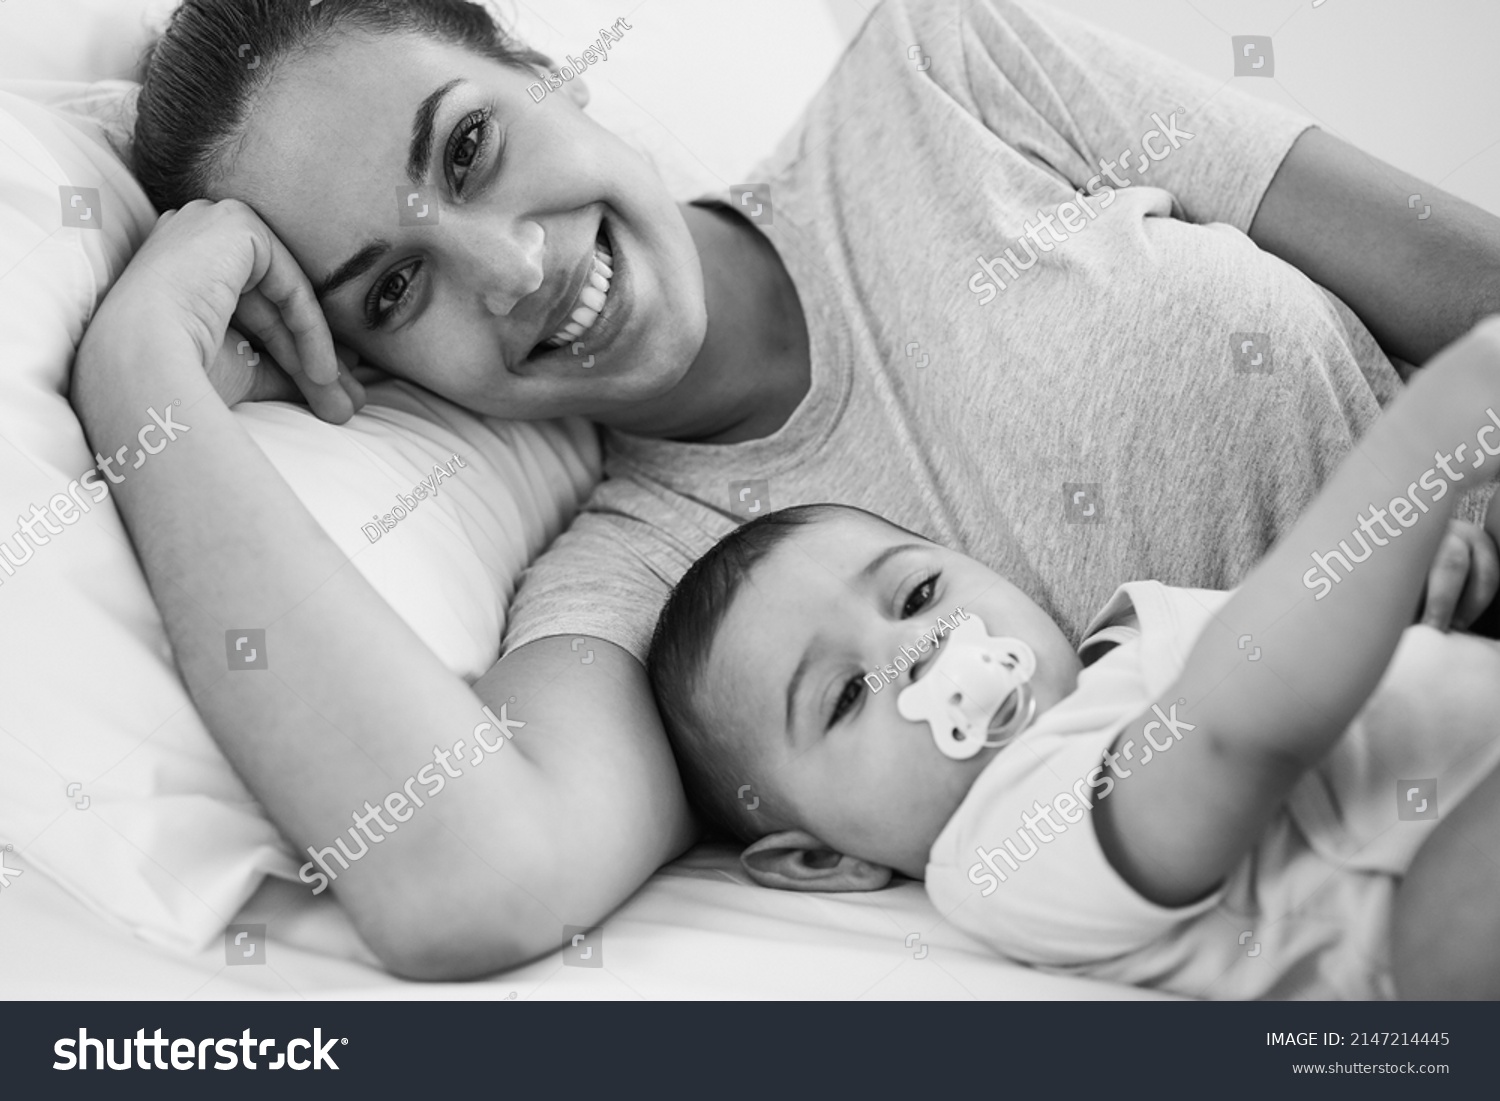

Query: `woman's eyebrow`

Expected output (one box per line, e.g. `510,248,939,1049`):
318,240,391,301
407,78,465,183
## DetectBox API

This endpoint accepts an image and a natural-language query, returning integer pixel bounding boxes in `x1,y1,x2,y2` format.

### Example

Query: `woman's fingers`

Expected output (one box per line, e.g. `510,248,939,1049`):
207,326,291,406
227,217,355,422
211,328,368,419
337,353,369,414
234,287,302,379
233,288,349,422
215,201,348,420
237,211,341,387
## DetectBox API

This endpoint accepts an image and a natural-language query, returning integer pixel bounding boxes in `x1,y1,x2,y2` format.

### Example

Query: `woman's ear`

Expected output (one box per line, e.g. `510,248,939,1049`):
560,76,590,109
522,58,590,109
740,830,893,893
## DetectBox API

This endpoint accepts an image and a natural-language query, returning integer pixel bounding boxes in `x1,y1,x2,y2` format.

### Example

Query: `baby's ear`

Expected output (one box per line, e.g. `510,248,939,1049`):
739,830,893,893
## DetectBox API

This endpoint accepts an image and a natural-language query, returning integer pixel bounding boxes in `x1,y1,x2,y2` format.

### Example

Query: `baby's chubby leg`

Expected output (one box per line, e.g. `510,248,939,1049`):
1392,758,1500,997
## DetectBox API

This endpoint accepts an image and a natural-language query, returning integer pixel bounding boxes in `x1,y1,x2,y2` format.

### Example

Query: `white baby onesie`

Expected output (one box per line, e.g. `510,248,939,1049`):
926,582,1500,999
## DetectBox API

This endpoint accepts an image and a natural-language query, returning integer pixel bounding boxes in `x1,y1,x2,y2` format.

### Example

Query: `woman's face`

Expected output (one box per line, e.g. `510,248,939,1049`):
213,31,707,420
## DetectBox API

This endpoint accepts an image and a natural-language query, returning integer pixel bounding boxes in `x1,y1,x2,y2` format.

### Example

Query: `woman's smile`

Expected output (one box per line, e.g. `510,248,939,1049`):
526,216,633,373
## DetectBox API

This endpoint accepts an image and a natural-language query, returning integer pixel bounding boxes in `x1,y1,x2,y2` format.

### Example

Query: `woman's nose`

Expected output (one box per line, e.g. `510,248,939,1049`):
466,219,546,317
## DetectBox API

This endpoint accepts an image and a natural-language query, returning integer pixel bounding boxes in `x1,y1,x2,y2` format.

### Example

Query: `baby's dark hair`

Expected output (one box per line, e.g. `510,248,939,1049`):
132,0,551,212
647,502,924,843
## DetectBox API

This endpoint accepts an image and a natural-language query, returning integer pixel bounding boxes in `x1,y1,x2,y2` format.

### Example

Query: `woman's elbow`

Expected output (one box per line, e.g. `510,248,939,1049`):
335,859,565,981
358,900,558,982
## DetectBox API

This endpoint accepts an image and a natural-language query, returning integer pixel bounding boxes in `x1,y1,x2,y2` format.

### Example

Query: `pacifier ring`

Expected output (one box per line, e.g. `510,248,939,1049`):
981,684,1035,749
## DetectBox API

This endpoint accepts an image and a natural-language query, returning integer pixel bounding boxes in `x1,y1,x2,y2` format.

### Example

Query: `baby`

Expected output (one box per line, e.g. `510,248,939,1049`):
647,318,1500,1000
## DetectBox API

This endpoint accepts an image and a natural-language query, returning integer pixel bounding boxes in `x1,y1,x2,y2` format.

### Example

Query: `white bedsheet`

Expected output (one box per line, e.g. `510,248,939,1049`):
1,843,1165,1000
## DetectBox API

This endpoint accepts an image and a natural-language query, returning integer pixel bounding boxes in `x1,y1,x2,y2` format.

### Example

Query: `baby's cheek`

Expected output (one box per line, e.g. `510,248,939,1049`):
898,745,962,813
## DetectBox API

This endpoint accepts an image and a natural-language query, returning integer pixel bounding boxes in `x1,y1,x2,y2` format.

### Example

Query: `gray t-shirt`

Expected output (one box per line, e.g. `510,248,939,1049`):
504,0,1484,662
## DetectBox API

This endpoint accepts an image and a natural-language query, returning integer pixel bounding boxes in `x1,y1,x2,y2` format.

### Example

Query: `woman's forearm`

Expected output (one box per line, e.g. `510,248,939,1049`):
72,301,631,976
1251,128,1500,366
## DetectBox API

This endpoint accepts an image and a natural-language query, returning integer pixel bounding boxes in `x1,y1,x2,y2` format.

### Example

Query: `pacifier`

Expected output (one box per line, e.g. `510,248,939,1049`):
896,614,1038,760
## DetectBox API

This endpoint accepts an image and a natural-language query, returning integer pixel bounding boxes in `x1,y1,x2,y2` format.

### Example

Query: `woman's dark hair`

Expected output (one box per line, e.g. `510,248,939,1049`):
132,0,551,212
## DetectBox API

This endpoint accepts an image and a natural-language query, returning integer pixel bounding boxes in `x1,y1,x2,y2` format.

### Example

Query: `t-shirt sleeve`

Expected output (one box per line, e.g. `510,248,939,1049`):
501,514,669,661
924,0,1315,233
500,480,732,662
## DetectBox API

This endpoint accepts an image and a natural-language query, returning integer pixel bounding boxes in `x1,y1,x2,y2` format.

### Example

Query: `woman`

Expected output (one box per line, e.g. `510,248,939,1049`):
72,0,1500,980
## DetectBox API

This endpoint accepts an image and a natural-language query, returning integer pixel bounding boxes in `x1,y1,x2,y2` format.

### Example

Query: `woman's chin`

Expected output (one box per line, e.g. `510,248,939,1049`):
470,358,691,423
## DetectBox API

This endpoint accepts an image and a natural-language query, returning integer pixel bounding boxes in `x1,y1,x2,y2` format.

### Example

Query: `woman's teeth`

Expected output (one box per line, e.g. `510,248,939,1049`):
544,242,614,349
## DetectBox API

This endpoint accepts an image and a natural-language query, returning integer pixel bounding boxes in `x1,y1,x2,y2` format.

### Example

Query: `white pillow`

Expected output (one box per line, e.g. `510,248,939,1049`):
0,81,600,952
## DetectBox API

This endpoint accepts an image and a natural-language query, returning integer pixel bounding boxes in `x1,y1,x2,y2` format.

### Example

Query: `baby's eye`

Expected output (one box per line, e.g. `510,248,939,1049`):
829,675,864,727
901,572,940,618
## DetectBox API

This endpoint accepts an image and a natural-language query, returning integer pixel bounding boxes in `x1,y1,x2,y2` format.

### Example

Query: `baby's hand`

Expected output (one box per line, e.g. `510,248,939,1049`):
1420,519,1499,631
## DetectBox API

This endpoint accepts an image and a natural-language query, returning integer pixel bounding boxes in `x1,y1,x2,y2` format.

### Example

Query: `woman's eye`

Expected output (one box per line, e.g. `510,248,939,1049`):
365,262,421,328
829,675,865,727
448,109,493,194
901,573,939,618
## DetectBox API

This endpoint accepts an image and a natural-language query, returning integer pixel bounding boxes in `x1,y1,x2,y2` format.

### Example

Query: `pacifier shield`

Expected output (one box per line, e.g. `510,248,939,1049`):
896,615,1037,760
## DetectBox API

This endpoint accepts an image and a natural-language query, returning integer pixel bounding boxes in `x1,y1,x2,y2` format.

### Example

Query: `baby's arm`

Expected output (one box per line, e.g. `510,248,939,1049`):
1094,318,1500,906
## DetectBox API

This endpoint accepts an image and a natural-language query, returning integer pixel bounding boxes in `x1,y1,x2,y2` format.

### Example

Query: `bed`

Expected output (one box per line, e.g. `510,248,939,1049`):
2,837,1158,1000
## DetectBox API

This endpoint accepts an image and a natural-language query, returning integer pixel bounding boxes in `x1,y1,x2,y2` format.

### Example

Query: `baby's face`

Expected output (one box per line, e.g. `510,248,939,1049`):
701,511,1081,877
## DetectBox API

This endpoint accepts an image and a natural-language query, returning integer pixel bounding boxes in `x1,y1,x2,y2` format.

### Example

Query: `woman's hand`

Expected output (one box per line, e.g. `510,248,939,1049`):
1420,518,1500,631
91,198,368,423
208,322,379,417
